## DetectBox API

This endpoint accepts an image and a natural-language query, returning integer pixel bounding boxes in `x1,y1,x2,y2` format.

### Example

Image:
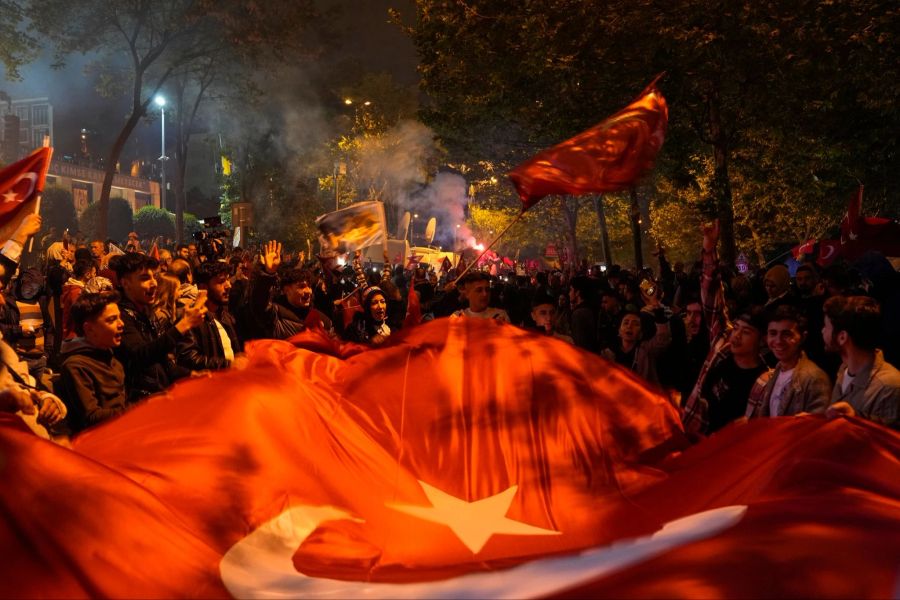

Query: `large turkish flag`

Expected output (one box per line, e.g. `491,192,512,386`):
2,319,898,598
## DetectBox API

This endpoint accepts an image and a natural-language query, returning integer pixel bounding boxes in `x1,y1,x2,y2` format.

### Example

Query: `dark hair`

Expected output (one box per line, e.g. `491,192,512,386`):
570,275,594,298
795,263,819,279
766,303,808,333
74,248,93,263
194,261,231,286
823,295,881,351
168,258,192,284
71,291,120,336
111,252,158,280
279,267,315,288
459,271,491,287
73,258,95,280
531,292,557,309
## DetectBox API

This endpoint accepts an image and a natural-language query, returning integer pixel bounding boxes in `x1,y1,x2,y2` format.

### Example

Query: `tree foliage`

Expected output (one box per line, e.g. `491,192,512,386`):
133,205,175,240
38,186,78,236
78,198,133,243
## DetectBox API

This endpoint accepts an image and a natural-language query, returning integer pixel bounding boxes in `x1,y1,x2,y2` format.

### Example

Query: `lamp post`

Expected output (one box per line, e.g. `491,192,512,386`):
412,213,419,246
154,95,167,210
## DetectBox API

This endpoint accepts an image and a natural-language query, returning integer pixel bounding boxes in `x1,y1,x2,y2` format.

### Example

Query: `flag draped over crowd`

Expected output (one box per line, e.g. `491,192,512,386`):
0,146,53,241
2,319,899,598
508,77,668,210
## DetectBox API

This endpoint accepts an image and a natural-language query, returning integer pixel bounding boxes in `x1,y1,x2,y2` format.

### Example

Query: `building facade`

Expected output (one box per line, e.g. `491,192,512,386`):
46,160,161,216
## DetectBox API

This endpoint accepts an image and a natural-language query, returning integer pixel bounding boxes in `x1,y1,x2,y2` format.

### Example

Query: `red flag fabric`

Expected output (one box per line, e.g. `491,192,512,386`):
817,239,841,266
405,253,422,270
508,78,668,210
403,288,421,329
791,238,816,260
2,319,899,597
839,185,863,245
0,146,53,240
149,242,161,261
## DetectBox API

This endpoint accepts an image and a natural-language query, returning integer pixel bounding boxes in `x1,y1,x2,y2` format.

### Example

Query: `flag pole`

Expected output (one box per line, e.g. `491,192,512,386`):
451,211,524,286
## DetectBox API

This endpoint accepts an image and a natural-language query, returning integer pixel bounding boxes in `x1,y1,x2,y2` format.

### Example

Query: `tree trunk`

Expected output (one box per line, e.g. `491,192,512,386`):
629,187,643,269
560,197,579,275
593,194,613,265
706,88,736,264
98,112,144,240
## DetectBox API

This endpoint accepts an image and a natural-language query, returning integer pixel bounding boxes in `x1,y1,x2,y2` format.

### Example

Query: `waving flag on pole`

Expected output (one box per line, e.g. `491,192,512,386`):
316,201,386,254
2,319,899,598
508,77,668,210
0,146,53,241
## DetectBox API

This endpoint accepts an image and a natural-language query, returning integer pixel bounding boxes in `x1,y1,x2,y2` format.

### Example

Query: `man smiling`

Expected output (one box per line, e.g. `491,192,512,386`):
745,305,831,419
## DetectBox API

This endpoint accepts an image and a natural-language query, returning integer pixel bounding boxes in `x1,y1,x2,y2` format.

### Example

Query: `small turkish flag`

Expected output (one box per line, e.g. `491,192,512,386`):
0,146,53,236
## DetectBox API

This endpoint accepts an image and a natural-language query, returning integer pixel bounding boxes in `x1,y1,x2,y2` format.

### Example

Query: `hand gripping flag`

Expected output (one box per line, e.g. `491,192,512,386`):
316,201,386,254
0,146,53,241
2,319,900,598
508,77,668,210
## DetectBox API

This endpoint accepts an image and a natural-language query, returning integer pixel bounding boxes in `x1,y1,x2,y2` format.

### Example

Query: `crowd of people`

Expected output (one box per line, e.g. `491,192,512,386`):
2,214,898,443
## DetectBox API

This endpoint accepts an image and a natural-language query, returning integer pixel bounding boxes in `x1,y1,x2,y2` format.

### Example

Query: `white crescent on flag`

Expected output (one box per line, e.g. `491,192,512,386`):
219,504,746,599
1,172,37,204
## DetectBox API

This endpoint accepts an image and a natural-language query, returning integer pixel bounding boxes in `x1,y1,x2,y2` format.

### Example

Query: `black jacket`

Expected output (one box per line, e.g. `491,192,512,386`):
248,270,333,339
58,338,127,433
115,298,185,401
177,310,242,371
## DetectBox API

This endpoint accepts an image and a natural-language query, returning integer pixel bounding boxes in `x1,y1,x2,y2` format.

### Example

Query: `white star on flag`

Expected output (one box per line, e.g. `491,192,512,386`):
2,191,18,203
387,481,560,554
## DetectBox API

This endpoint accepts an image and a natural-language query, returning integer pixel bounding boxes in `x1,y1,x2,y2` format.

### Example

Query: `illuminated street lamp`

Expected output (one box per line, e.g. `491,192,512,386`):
154,95,168,210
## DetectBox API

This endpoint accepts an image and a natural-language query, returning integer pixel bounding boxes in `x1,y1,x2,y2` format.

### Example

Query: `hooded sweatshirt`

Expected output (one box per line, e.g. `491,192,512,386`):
59,337,127,434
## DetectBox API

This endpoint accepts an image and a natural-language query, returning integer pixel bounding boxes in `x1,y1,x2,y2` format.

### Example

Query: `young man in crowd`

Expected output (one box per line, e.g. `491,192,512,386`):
529,293,573,344
601,288,671,386
177,261,244,371
113,253,206,401
58,292,127,433
682,220,767,436
249,240,334,339
745,304,831,419
451,271,510,322
823,296,900,429
568,275,597,351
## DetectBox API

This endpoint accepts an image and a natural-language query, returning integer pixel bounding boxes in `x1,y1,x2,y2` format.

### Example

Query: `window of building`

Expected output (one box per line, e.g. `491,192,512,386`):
32,105,48,126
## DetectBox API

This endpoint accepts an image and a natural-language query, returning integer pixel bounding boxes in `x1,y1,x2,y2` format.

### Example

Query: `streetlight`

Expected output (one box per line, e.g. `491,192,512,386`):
154,95,167,210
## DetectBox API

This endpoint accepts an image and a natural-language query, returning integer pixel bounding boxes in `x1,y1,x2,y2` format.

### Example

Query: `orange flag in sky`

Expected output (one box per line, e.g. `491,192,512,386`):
508,77,668,210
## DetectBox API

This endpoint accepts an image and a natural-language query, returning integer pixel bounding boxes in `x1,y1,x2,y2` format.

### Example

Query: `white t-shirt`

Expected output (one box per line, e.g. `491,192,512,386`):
841,370,856,395
768,367,794,416
451,308,510,322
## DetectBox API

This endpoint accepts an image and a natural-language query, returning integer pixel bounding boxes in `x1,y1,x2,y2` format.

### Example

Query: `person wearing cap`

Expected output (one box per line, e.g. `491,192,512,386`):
345,285,392,345
682,221,767,436
450,271,510,322
745,304,831,419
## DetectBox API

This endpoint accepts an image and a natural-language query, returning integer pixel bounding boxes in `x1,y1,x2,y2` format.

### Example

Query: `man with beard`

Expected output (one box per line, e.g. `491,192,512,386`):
249,240,334,339
177,262,245,372
113,253,207,401
823,295,900,429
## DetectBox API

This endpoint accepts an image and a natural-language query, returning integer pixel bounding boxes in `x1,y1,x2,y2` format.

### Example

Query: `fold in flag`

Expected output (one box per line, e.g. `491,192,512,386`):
2,319,899,598
316,201,386,254
838,184,900,259
791,238,816,260
508,77,668,210
0,146,53,241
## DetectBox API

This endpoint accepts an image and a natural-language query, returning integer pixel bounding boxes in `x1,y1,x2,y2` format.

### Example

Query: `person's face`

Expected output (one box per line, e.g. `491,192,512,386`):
730,321,762,358
188,244,198,257
121,268,157,307
767,319,805,363
558,294,568,309
795,270,816,295
465,281,491,313
369,293,387,321
600,294,620,315
178,247,190,260
684,302,703,337
531,303,556,330
619,314,643,344
90,241,104,258
763,277,781,299
84,303,124,349
284,280,313,309
822,315,845,353
204,274,231,306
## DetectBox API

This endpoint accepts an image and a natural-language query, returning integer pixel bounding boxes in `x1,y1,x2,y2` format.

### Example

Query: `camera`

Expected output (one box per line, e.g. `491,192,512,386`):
193,216,227,259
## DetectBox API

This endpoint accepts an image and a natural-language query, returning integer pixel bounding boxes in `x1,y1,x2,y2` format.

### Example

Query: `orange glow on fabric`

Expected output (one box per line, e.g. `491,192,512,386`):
508,77,668,209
